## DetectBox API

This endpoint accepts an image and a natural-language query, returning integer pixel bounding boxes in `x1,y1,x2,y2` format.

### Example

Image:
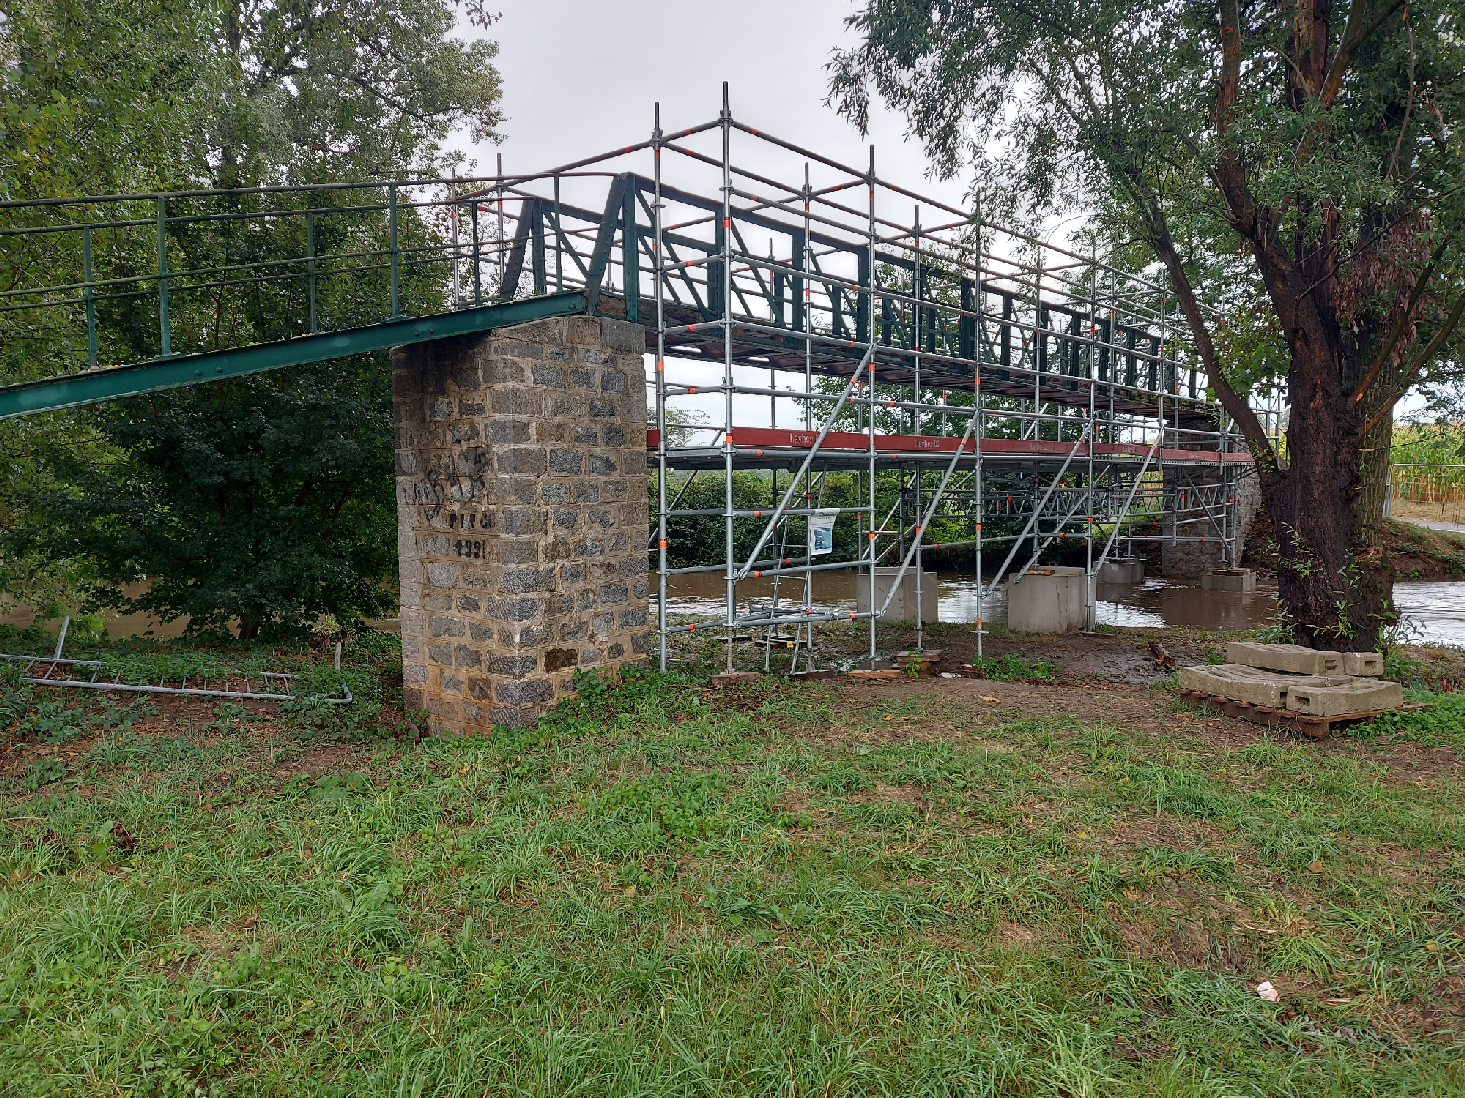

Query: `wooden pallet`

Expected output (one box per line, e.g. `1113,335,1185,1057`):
1179,689,1428,739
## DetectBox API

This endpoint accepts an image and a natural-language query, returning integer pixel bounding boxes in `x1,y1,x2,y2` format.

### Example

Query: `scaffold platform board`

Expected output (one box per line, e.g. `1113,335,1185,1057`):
649,428,1255,471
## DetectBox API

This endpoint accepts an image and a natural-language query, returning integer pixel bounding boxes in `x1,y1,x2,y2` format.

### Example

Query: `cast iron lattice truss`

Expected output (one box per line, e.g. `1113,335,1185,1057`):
0,86,1257,668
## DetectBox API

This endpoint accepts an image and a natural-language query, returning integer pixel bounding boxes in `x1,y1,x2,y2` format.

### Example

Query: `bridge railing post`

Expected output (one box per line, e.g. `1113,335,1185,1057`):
389,183,400,319
306,210,317,334
83,225,98,370
471,199,482,307
156,197,171,358
621,181,639,323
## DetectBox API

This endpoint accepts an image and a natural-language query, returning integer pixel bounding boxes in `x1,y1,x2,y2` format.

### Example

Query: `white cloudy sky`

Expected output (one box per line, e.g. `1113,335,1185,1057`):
451,0,968,211
447,1,979,429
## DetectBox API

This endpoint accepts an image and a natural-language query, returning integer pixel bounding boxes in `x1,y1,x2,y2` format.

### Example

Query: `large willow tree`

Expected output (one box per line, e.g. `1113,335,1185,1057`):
832,0,1465,650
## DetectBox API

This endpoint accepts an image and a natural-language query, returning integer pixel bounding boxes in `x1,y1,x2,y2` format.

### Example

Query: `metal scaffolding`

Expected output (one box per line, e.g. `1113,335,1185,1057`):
0,87,1258,671
469,86,1255,671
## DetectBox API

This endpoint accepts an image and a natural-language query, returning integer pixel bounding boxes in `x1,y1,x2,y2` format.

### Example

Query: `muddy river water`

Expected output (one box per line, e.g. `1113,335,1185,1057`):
5,575,1461,649
665,570,1465,648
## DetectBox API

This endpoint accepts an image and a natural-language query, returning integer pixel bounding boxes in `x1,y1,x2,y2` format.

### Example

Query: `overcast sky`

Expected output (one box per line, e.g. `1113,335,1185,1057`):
452,0,969,212
447,1,978,427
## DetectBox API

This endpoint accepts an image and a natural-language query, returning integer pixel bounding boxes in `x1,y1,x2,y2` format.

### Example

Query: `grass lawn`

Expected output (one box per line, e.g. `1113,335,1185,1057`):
2,624,1463,1096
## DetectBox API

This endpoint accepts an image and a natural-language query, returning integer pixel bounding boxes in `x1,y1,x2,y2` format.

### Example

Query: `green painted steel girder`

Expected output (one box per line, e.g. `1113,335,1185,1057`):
0,290,588,420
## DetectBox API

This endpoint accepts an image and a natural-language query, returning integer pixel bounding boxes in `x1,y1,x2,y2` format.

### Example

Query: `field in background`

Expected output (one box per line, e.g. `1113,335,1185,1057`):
1391,424,1465,524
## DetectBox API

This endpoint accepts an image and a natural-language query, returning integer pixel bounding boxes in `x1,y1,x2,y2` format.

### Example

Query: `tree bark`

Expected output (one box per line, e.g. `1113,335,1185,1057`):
1258,336,1392,651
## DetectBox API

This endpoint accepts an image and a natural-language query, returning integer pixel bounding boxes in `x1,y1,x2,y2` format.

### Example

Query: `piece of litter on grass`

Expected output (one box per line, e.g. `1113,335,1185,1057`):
1309,859,1324,873
1255,981,1280,1002
980,695,1000,703
940,671,956,678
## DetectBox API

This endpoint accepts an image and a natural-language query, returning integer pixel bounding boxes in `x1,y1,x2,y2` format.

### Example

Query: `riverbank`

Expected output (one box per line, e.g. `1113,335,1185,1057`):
2,622,1462,1094
1244,515,1465,582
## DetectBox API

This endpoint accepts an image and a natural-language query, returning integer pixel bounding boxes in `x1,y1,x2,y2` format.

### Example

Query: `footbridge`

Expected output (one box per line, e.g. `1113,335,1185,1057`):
0,90,1258,731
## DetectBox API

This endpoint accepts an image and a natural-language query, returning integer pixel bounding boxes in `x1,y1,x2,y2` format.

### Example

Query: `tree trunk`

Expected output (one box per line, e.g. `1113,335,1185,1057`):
1262,348,1392,652
238,609,263,640
1354,413,1398,645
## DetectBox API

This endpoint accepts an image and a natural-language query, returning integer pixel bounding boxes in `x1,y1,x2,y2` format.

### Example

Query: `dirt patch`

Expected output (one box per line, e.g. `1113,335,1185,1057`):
994,921,1043,949
286,742,365,780
1098,814,1232,853
765,632,1463,787
907,630,1210,686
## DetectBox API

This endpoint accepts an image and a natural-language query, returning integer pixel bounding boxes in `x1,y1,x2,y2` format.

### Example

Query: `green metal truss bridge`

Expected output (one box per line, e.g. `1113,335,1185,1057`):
0,109,1228,429
2,98,1264,665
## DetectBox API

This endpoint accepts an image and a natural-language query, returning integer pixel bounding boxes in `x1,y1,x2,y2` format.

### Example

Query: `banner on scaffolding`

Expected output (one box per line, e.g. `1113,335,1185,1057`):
808,509,839,556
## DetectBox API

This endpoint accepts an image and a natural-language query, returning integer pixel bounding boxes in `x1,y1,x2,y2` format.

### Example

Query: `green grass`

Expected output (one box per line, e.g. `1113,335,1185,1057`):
2,651,1462,1095
955,651,1057,681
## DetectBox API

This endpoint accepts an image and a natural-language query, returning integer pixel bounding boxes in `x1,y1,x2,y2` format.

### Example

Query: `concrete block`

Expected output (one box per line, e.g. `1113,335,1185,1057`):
1201,569,1256,593
1340,652,1383,677
1098,557,1144,584
1286,677,1403,716
1007,566,1086,633
1226,641,1342,675
1178,664,1290,707
856,568,938,623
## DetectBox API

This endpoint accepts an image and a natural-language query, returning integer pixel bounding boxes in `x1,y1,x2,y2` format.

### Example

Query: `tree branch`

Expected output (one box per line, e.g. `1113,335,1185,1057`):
1362,286,1465,434
1348,230,1452,408
1216,0,1242,136
1131,187,1276,464
1320,0,1407,109
1384,5,1416,180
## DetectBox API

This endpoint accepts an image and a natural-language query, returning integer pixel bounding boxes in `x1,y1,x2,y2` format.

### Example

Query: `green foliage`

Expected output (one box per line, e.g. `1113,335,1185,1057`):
0,0,504,637
31,360,399,638
21,756,66,790
961,651,1056,681
1353,689,1465,748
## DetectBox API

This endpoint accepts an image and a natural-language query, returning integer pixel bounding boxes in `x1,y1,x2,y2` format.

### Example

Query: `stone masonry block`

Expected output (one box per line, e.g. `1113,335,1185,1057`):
491,389,541,416
1226,642,1342,675
426,563,459,588
394,315,647,735
496,678,555,705
488,654,538,679
497,448,546,476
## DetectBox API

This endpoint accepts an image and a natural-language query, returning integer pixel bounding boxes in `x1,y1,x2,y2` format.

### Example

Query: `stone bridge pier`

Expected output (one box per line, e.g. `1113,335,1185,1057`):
392,315,650,732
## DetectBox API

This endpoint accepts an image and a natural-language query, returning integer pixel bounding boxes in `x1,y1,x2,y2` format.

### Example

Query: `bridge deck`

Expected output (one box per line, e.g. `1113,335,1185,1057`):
648,427,1251,472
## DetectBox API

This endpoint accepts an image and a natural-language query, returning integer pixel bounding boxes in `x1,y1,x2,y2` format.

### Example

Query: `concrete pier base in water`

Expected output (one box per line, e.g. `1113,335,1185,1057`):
856,567,939,623
1006,566,1088,633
